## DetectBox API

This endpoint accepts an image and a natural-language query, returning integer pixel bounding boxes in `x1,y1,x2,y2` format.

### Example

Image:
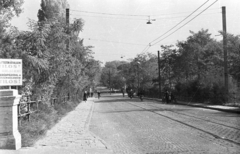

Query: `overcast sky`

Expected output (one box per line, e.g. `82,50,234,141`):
11,0,240,64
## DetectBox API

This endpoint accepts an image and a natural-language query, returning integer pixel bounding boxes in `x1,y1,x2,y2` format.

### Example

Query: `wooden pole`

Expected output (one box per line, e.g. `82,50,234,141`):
158,50,162,99
222,6,228,103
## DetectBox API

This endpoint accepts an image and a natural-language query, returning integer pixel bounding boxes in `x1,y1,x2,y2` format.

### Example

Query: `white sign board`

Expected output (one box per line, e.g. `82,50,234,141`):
0,59,22,86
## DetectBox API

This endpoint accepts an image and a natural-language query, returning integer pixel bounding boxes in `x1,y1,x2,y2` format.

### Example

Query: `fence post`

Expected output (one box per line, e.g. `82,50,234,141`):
0,89,22,149
18,104,21,126
27,102,30,122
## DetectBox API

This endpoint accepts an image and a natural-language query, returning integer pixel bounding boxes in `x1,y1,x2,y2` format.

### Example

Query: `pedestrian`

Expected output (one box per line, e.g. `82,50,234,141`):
83,91,87,102
87,91,90,98
169,91,172,103
129,89,133,99
97,91,101,99
122,88,125,97
170,92,176,103
90,88,93,97
138,88,144,101
165,90,169,104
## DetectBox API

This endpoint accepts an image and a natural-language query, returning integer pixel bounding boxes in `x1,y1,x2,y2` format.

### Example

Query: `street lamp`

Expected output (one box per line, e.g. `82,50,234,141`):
146,16,156,24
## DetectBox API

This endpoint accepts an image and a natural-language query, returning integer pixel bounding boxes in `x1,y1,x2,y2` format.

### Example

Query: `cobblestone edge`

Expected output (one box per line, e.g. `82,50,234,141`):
135,96,240,114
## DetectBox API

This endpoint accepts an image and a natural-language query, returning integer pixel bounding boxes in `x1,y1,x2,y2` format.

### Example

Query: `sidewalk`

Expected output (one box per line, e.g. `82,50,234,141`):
0,98,113,154
177,100,240,114
142,96,240,114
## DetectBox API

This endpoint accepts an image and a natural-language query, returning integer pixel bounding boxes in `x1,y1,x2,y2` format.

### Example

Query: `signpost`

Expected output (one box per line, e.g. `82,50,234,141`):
0,59,22,150
0,59,22,86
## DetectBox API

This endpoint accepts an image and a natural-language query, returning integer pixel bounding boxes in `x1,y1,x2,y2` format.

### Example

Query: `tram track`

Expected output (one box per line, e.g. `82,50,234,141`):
126,100,240,147
125,97,240,130
147,102,240,131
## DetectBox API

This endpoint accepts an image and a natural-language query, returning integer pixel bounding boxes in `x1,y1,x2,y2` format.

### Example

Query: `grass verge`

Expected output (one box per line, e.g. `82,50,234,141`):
19,100,80,147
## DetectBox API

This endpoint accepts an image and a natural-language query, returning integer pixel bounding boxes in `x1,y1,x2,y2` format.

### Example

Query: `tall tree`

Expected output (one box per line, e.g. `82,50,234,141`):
0,0,24,53
37,0,69,22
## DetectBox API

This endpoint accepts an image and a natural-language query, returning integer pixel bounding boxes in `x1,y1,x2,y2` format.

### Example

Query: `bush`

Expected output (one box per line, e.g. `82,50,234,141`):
174,80,227,104
144,86,159,98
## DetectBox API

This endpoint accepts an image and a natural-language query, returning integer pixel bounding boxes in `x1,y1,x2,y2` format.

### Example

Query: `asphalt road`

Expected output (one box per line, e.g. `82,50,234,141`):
89,94,240,154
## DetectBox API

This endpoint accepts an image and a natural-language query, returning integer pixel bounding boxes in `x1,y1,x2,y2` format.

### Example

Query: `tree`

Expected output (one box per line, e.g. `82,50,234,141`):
37,0,69,22
0,0,24,53
0,12,100,104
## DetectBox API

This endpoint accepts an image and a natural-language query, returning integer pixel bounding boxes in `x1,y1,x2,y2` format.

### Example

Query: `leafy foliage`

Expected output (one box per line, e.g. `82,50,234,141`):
100,29,240,104
0,9,100,105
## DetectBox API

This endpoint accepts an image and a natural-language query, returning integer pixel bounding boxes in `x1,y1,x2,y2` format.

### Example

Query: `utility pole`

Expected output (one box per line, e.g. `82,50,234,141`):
222,6,228,102
158,50,161,99
137,64,139,92
66,8,70,100
66,8,70,51
109,69,111,94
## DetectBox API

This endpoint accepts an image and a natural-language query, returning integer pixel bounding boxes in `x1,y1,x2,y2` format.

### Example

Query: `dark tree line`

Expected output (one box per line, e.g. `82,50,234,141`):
101,29,240,104
0,0,101,104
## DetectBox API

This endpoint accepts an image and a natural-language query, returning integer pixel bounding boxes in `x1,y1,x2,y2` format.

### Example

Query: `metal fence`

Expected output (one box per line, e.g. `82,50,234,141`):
18,95,70,125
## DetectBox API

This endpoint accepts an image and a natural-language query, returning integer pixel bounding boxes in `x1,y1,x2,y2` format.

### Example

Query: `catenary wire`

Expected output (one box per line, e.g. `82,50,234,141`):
70,7,220,18
71,9,148,17
70,14,146,20
141,45,151,53
150,0,210,45
151,0,219,46
150,7,220,17
86,38,146,46
141,1,218,53
70,12,220,21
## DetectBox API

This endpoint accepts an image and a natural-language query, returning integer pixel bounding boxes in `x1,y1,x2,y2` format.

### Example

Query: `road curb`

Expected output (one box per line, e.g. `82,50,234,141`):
140,96,240,114
84,100,95,130
177,102,240,114
85,98,113,152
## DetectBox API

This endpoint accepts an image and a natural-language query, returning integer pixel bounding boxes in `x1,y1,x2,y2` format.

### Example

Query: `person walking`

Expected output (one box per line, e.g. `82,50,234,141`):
87,91,90,98
170,92,176,103
129,89,133,99
169,91,172,103
83,91,87,102
165,90,169,104
138,89,144,101
97,91,101,99
121,88,125,97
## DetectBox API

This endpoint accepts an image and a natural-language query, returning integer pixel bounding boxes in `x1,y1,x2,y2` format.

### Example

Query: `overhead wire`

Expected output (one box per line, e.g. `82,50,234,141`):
70,8,220,18
70,11,220,21
140,0,218,53
150,7,220,17
71,9,148,17
70,1,219,54
151,0,219,46
154,12,220,20
149,0,210,45
70,14,146,20
86,38,146,46
141,45,150,53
